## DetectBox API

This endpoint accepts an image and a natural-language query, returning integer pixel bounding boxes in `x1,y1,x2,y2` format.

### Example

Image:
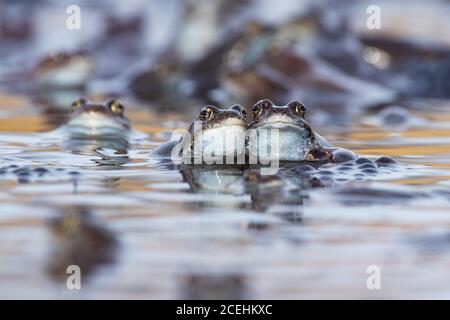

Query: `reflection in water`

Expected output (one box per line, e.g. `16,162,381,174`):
64,138,130,168
243,166,310,223
64,138,130,191
46,206,118,283
179,164,245,195
174,163,323,223
34,89,85,128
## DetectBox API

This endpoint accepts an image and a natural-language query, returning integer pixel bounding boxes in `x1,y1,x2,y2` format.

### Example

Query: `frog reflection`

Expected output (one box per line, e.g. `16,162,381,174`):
46,206,118,283
173,163,323,223
64,138,130,169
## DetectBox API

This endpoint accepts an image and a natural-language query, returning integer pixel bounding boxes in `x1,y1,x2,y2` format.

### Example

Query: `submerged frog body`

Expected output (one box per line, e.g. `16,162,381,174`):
248,99,354,163
151,104,247,163
65,98,130,140
33,52,92,89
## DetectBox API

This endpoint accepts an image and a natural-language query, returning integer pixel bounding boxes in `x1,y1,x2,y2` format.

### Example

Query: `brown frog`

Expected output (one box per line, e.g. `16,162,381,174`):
65,98,130,140
247,99,356,163
151,104,247,163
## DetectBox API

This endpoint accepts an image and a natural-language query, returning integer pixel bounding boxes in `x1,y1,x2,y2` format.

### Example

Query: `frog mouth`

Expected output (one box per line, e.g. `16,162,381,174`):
250,114,306,130
251,120,304,131
66,112,129,139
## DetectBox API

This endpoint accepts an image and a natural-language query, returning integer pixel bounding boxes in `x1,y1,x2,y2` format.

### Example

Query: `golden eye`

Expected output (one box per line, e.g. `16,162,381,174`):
295,105,304,115
70,98,86,112
199,107,215,121
252,105,262,118
109,101,124,115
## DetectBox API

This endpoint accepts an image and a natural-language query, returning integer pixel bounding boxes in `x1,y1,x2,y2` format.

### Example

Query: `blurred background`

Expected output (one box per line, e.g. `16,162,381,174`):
1,0,449,122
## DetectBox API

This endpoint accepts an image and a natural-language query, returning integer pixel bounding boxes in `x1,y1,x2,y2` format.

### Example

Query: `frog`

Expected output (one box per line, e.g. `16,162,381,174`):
247,99,357,163
32,52,92,89
151,104,247,164
65,98,130,140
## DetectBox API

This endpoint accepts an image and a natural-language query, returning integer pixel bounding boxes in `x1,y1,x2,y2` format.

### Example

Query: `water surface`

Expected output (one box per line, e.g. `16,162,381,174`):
1,94,450,299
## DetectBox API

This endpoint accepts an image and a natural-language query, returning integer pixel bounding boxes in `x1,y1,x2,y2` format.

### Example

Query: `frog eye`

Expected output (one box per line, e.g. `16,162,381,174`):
199,106,215,121
288,100,306,117
230,104,247,119
108,100,124,115
70,98,87,112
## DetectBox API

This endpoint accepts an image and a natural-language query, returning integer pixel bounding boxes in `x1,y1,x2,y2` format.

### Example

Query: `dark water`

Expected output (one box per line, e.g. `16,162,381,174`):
1,94,450,299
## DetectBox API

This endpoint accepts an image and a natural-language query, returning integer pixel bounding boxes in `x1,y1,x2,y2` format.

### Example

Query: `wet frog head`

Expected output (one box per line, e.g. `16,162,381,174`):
189,104,247,133
66,98,130,139
248,99,331,162
151,105,247,161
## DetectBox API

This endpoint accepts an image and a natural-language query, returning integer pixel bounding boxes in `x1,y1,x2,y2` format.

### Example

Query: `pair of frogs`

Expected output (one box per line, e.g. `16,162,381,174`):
66,98,355,163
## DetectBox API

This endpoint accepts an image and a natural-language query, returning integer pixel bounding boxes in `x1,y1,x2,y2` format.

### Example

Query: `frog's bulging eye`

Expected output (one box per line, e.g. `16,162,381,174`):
70,98,86,112
252,99,273,118
108,100,124,115
259,99,273,109
199,106,215,121
288,100,306,117
252,104,262,118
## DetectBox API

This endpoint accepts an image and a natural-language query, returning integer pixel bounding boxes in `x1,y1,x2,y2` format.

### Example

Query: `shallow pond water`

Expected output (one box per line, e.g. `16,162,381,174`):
1,93,450,299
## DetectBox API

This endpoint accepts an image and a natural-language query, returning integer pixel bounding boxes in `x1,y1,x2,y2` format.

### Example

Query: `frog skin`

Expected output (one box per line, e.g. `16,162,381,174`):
247,99,356,163
32,52,92,89
151,104,247,162
46,206,118,280
179,164,246,197
65,98,130,140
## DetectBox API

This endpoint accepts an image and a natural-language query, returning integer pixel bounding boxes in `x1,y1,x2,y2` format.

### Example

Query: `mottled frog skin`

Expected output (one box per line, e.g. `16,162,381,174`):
46,206,118,280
